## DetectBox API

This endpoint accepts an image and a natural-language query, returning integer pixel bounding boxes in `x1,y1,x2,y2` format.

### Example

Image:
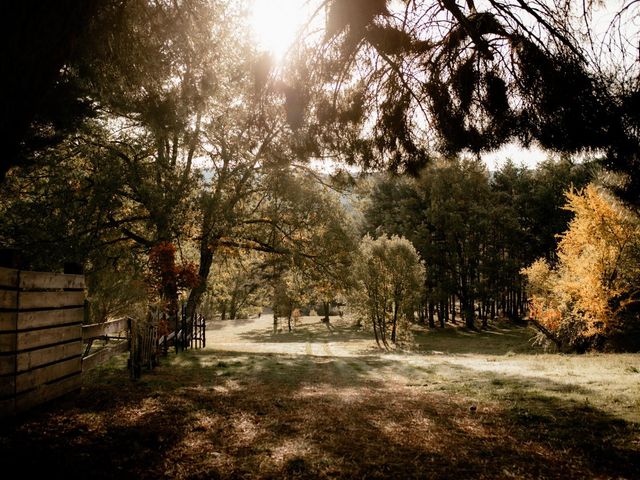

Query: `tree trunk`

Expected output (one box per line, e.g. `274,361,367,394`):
465,298,475,329
186,245,214,320
229,293,238,320
481,302,488,329
371,313,381,348
273,303,279,334
323,301,330,321
391,302,398,343
428,302,435,328
450,295,456,323
444,298,449,323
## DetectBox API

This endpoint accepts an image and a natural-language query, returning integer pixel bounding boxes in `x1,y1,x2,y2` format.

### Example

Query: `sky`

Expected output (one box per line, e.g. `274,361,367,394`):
482,143,550,170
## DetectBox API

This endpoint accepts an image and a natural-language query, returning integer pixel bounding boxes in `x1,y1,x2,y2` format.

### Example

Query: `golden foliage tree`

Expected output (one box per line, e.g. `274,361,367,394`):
523,184,640,351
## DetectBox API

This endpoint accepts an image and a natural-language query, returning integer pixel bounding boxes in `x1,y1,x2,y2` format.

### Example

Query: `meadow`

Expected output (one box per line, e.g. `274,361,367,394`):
1,316,638,479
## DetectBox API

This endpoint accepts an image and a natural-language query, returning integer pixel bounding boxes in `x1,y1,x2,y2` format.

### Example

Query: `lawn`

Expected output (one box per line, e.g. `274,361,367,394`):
1,316,639,479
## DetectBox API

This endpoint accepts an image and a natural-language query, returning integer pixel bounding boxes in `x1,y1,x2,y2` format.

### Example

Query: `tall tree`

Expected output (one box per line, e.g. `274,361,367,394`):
361,156,595,328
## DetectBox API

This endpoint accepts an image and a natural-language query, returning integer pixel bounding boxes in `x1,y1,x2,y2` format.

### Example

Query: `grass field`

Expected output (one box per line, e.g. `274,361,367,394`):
1,315,639,479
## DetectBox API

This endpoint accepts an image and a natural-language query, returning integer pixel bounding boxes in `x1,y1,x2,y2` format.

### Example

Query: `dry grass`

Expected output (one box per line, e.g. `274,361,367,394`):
1,315,639,479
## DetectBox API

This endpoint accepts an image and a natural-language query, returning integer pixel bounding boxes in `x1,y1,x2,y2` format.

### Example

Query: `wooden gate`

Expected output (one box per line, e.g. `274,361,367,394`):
129,318,158,379
157,305,206,357
82,317,131,373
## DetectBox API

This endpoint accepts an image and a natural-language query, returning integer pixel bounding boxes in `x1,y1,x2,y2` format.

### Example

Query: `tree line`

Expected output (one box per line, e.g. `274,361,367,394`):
360,156,594,330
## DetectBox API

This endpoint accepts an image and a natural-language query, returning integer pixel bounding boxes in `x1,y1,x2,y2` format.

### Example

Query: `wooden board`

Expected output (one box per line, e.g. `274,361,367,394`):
0,312,17,331
19,270,85,290
16,341,82,373
17,325,81,351
16,356,81,393
82,317,130,341
17,308,84,330
82,341,129,372
18,291,85,310
0,268,18,288
0,375,15,398
0,332,16,352
0,290,18,309
14,373,82,412
0,354,16,376
0,268,86,416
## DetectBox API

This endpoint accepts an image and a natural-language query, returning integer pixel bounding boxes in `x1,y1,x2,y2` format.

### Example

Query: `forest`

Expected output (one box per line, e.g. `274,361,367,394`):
1,1,640,478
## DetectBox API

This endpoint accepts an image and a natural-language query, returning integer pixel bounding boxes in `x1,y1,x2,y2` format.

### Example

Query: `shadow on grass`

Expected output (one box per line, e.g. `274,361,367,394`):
235,320,373,345
227,317,541,357
206,317,257,331
1,348,638,479
412,322,541,356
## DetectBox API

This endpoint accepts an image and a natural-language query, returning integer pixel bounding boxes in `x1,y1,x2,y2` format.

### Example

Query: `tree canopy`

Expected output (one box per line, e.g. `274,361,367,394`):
287,0,640,202
524,184,640,351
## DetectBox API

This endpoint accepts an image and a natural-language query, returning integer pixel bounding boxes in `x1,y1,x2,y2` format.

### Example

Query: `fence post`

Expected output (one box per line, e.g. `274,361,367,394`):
174,313,179,354
130,318,142,380
202,314,206,348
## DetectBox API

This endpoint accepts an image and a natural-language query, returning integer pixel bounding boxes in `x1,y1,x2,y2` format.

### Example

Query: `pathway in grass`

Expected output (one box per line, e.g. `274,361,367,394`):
1,315,639,479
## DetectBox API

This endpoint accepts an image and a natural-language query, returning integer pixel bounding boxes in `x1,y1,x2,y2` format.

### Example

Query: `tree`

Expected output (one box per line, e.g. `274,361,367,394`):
0,0,105,181
523,184,640,352
351,234,425,348
363,158,493,328
250,170,356,333
2,1,298,322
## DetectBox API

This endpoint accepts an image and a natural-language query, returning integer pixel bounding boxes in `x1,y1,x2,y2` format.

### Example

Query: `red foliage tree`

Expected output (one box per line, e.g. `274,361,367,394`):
148,242,199,326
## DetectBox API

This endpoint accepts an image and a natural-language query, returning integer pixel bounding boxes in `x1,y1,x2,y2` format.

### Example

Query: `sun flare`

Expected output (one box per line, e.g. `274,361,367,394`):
249,0,311,61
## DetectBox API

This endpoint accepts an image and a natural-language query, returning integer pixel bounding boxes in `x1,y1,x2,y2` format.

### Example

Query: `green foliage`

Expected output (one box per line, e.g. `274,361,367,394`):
205,251,266,320
86,245,148,323
350,234,425,348
361,156,594,328
5,0,635,335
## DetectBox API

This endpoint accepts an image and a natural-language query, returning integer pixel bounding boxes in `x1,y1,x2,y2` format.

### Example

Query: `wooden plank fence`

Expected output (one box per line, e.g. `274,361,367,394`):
1,267,209,416
0,267,84,416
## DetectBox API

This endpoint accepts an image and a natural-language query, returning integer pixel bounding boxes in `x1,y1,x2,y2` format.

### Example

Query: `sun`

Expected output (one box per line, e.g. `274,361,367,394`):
249,0,311,61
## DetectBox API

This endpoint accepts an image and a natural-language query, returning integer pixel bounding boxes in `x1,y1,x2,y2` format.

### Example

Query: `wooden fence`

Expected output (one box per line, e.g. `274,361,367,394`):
1,266,208,415
82,317,131,373
130,319,158,379
0,267,85,415
157,305,206,357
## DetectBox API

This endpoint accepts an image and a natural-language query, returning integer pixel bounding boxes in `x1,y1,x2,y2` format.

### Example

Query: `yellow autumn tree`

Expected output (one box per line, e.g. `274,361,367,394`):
523,184,640,351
